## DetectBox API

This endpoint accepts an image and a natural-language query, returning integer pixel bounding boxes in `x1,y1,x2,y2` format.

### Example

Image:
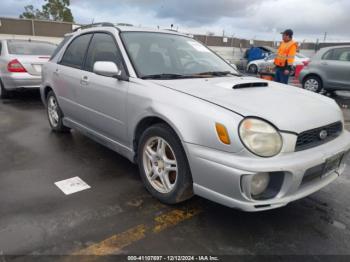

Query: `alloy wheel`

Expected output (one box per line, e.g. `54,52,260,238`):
142,136,178,194
304,78,319,92
48,96,59,127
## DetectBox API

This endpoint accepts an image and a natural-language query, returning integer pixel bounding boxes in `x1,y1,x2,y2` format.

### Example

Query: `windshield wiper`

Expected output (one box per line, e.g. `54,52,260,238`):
141,73,194,80
194,71,243,77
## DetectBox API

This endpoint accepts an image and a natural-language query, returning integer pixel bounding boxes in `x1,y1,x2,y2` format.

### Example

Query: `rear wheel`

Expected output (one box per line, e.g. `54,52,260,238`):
46,91,70,132
303,75,322,93
248,64,258,74
137,124,193,204
0,80,11,99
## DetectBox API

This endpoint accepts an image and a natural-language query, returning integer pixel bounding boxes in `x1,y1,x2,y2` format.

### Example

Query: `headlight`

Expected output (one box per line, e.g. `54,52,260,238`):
239,118,282,157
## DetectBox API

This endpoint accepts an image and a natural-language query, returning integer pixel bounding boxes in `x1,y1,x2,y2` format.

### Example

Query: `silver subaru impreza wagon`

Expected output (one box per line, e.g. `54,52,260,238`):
40,23,350,211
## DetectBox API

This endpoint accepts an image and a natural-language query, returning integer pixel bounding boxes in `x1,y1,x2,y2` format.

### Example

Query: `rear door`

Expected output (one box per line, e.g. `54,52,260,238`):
77,32,129,144
55,33,93,121
325,47,350,89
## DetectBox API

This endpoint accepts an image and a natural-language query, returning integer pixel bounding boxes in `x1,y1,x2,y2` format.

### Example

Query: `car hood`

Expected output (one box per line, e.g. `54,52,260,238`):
151,76,342,133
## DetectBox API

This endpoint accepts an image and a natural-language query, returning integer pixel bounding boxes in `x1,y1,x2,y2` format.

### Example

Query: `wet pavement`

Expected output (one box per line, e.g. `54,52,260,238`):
0,90,350,257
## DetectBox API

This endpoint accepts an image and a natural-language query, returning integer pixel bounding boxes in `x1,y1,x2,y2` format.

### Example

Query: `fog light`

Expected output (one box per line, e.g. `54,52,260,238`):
251,173,270,196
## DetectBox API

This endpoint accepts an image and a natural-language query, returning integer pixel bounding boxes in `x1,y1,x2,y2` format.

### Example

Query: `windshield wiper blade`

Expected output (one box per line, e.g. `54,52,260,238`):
195,71,243,77
141,73,192,80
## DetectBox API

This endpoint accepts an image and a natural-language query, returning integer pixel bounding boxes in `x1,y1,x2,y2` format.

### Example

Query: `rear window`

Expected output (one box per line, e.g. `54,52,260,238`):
7,40,56,55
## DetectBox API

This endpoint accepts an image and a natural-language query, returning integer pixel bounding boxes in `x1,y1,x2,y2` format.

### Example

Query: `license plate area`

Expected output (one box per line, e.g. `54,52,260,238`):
33,64,42,73
322,153,343,177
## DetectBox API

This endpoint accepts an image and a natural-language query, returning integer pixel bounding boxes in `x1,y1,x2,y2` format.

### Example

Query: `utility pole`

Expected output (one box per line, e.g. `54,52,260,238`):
323,32,327,42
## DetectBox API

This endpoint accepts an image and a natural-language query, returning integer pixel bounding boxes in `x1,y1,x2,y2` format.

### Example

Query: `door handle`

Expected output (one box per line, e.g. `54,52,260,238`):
80,75,89,85
321,62,328,66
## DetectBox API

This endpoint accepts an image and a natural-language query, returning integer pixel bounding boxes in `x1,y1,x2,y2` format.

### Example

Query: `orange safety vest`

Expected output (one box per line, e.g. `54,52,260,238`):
274,40,298,67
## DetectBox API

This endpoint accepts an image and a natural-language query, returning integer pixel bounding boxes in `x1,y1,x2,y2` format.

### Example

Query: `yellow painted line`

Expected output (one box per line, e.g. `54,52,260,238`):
153,208,201,233
74,206,202,255
74,224,148,255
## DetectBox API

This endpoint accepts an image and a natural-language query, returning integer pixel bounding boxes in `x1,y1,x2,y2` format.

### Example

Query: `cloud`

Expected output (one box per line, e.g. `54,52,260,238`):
1,0,350,41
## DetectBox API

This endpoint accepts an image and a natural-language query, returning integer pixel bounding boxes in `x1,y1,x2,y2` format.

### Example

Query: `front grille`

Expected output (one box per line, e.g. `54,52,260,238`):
295,122,343,151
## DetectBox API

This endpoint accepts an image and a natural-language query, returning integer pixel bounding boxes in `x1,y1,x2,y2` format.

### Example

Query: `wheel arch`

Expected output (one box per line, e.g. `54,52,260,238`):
133,115,185,162
41,85,54,105
302,73,324,86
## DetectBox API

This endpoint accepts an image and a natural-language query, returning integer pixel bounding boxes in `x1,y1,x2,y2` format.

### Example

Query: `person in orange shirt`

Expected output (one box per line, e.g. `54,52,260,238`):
274,29,297,84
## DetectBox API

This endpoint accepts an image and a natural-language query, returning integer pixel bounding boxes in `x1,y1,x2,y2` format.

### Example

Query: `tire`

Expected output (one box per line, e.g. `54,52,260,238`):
248,64,258,74
303,75,322,93
137,123,193,204
46,91,70,132
290,66,296,76
0,80,11,99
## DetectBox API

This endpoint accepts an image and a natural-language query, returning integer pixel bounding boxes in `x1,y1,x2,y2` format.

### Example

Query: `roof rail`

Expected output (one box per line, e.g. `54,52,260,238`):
73,22,116,32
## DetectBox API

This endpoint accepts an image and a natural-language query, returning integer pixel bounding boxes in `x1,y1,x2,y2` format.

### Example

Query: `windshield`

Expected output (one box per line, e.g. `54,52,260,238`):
120,32,239,78
7,40,57,56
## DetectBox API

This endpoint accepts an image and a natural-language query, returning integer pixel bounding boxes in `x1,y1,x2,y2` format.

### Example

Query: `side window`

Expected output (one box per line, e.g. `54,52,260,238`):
50,35,73,60
60,34,92,69
322,50,333,60
84,33,123,72
333,48,350,62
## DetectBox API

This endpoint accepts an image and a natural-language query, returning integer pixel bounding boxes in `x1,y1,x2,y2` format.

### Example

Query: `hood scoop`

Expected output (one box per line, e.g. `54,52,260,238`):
232,82,268,89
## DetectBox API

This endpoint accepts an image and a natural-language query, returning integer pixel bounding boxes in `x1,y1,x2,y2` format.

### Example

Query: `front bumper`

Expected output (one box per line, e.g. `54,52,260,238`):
185,130,350,211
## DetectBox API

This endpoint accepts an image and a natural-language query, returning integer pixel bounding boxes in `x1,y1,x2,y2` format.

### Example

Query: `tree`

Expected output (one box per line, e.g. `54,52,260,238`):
19,0,74,22
42,0,74,22
19,5,49,20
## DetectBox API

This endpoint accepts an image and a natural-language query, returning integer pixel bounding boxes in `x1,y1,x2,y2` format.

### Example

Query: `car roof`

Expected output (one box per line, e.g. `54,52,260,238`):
72,23,189,37
319,45,350,52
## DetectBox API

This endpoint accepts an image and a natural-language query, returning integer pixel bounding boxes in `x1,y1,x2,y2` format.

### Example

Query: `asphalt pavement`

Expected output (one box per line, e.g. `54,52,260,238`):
0,90,350,258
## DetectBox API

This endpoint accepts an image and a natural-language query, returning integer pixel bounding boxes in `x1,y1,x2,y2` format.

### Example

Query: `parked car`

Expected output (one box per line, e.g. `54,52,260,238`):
300,46,350,93
247,53,310,75
0,39,56,98
235,46,275,71
41,24,350,211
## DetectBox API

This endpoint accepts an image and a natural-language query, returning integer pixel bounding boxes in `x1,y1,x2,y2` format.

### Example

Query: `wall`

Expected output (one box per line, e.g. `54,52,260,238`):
0,17,73,38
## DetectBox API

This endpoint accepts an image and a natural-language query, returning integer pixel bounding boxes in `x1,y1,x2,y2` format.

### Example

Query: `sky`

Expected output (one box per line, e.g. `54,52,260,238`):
1,0,350,42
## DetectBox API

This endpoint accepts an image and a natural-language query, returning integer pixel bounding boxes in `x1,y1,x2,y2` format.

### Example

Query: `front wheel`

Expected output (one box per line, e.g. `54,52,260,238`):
137,124,193,204
303,76,322,93
46,91,70,132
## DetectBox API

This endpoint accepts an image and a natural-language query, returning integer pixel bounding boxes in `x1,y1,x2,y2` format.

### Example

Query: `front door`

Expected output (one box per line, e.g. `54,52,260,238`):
77,32,129,145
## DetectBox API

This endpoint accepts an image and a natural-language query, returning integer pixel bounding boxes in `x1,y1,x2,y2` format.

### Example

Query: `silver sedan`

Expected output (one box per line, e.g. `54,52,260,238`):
0,39,56,98
40,25,350,211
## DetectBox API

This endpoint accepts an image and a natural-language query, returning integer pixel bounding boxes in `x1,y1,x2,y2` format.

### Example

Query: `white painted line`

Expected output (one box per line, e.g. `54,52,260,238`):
55,176,91,195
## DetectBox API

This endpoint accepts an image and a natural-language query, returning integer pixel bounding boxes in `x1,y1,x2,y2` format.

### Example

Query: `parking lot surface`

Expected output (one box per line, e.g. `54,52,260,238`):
1,90,350,256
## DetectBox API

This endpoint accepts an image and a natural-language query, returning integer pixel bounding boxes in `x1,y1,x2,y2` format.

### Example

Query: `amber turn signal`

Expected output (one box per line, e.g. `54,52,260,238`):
215,123,231,145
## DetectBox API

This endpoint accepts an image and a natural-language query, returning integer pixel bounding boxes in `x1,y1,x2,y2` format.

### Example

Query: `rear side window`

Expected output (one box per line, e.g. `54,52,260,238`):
333,48,350,62
7,40,56,55
60,34,92,69
84,33,123,72
50,35,73,60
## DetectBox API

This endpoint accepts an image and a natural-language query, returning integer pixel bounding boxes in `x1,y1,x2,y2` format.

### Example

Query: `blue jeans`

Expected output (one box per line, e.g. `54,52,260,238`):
275,67,290,84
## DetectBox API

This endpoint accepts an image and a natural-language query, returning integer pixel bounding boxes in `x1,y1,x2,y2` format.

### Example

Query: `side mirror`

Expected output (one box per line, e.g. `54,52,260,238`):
93,61,123,79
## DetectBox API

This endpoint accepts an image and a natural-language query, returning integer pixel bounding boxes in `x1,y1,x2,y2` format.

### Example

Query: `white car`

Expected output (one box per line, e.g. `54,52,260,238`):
247,53,310,75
